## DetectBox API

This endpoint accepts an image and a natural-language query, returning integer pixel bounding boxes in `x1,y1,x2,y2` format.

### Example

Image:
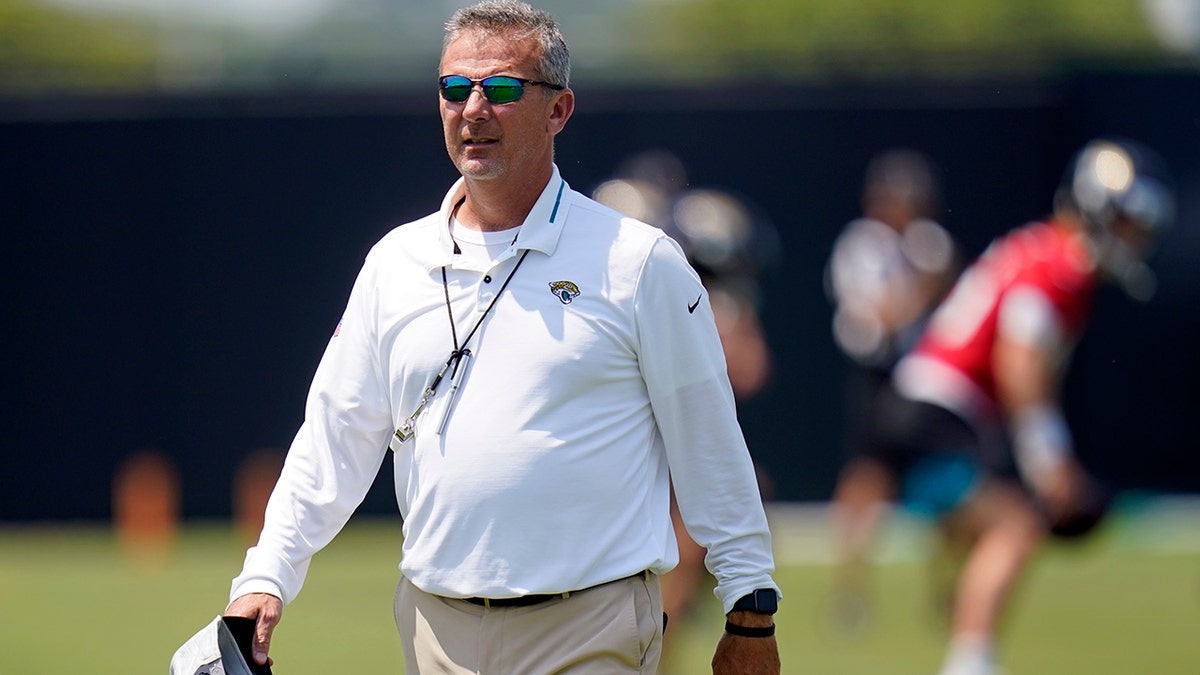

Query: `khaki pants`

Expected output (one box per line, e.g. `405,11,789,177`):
394,573,664,674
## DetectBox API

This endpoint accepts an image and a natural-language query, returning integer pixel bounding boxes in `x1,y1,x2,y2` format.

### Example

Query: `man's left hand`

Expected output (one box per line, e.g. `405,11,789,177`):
712,611,781,675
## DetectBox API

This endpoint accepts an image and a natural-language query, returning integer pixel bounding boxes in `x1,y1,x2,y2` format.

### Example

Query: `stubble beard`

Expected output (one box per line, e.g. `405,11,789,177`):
450,124,506,180
455,154,506,181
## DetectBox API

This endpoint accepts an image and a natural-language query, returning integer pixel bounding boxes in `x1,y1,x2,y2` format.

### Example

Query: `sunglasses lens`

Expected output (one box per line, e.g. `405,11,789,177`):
438,75,529,104
481,76,524,104
439,76,472,102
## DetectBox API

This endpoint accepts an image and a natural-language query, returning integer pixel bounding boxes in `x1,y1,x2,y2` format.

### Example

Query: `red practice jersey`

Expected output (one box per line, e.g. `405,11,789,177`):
899,219,1098,420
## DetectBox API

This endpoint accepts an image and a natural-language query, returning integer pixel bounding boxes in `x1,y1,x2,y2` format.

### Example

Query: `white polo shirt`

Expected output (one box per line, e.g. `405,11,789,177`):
231,166,778,613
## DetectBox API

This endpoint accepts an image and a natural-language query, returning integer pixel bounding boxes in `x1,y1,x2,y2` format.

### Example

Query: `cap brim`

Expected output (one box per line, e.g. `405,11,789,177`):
170,615,270,675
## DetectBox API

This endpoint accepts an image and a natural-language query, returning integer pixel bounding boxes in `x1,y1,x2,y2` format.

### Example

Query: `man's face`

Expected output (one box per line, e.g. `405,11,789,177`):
439,29,570,182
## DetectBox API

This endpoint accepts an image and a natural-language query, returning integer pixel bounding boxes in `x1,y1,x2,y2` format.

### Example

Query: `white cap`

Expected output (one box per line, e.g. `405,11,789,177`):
170,616,269,675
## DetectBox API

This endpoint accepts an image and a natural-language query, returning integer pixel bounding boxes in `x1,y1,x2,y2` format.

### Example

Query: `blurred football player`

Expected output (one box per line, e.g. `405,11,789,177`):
862,138,1174,675
825,149,960,632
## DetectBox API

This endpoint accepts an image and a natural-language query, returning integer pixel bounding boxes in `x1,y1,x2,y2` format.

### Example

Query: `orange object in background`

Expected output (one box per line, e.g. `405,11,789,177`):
233,448,285,547
112,449,180,568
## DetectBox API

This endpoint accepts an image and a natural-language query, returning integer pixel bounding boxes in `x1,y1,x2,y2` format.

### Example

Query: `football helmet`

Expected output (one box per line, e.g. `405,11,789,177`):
593,149,780,282
1055,138,1176,300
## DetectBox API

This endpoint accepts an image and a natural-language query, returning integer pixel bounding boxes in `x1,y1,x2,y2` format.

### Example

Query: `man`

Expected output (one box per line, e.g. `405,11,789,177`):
222,2,781,674
824,149,959,632
860,138,1173,675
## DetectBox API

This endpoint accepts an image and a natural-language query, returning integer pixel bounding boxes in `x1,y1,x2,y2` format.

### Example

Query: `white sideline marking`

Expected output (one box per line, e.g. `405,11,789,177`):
765,496,1200,566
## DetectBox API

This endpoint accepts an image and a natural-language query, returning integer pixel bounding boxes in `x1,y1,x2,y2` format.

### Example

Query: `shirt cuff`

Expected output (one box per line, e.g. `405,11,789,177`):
228,579,284,608
717,577,782,615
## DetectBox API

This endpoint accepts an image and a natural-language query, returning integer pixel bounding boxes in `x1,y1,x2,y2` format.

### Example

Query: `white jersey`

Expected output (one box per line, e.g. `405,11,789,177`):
231,166,778,612
827,216,955,367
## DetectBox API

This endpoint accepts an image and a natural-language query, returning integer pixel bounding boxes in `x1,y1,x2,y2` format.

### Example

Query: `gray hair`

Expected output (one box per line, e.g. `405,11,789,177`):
443,1,571,90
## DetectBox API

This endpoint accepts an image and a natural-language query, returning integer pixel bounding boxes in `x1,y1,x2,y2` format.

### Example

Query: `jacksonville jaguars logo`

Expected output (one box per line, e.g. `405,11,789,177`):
549,280,581,305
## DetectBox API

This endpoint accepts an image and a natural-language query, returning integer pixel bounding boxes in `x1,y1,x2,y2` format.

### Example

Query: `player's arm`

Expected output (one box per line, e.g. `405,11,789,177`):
710,285,773,398
992,285,1087,519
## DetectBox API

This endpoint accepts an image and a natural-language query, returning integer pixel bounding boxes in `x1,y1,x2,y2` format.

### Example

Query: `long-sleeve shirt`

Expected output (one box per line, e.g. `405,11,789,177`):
230,166,779,613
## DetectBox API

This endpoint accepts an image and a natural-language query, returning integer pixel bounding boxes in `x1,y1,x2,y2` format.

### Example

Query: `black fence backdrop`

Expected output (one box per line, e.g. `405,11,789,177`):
4,71,1198,521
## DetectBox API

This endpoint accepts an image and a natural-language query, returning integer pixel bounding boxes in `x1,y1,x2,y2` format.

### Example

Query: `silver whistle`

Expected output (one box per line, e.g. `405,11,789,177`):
436,349,472,435
391,354,456,450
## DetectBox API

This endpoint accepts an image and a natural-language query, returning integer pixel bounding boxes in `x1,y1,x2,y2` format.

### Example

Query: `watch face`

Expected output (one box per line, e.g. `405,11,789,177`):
755,589,778,613
735,589,778,614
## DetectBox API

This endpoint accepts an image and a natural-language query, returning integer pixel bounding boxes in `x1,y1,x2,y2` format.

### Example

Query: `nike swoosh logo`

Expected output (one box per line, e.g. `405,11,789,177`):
688,296,701,314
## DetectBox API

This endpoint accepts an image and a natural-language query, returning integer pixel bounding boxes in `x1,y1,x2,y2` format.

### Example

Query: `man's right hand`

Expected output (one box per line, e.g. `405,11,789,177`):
225,592,283,667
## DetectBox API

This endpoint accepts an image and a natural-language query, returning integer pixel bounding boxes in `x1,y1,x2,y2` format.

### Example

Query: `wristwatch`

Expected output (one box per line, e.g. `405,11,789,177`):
730,588,778,615
725,589,778,638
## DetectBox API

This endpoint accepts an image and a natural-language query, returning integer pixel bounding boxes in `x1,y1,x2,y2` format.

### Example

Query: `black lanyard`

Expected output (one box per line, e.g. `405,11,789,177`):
392,244,530,446
440,245,530,359
391,179,564,447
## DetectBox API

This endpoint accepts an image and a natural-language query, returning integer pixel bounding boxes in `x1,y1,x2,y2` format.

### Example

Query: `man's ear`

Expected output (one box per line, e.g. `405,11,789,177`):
548,88,575,136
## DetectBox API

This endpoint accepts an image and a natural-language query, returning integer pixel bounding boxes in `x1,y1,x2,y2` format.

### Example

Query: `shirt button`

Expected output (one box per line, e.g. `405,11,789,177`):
483,275,492,283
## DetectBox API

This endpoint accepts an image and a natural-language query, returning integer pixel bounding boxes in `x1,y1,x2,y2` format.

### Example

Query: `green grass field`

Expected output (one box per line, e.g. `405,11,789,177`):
1,500,1197,674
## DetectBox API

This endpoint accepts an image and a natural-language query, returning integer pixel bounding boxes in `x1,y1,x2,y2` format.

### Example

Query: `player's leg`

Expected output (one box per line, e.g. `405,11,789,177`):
826,364,909,635
937,478,1046,675
828,455,896,633
927,514,972,628
833,456,897,571
657,483,709,675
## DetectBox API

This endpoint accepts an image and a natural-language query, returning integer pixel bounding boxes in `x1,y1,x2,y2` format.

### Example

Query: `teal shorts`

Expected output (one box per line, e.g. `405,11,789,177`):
901,454,982,518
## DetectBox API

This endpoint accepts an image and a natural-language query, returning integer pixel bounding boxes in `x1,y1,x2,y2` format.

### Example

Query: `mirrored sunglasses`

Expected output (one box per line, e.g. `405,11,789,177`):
438,75,564,104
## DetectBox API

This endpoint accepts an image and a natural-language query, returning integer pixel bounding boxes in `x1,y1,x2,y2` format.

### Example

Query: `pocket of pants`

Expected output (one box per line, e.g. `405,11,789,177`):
631,574,664,668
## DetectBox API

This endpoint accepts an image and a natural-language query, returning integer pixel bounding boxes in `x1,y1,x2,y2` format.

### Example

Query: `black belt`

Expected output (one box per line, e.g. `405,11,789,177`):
461,571,648,609
464,592,570,608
